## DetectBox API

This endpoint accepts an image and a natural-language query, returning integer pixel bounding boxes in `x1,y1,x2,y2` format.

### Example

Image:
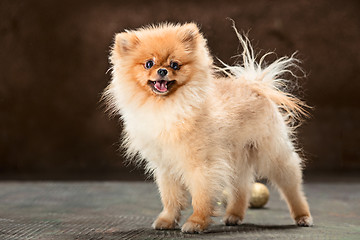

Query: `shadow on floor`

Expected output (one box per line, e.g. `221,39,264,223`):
85,223,299,240
206,223,298,233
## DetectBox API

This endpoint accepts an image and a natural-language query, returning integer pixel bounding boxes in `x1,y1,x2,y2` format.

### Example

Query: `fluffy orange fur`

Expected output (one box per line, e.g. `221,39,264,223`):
104,22,313,233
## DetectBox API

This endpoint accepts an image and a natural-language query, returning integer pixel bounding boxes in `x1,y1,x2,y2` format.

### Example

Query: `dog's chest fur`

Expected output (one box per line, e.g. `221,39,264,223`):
121,104,200,168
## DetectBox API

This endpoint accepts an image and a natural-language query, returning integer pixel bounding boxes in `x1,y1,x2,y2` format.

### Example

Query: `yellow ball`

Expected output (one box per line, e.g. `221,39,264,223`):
249,183,269,208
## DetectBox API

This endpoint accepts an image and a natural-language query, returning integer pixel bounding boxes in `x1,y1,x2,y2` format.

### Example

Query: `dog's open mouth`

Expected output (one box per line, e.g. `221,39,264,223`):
148,80,176,95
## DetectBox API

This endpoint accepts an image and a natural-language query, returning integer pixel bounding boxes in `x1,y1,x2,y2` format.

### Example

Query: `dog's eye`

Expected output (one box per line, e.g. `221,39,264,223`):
170,61,180,70
145,60,154,69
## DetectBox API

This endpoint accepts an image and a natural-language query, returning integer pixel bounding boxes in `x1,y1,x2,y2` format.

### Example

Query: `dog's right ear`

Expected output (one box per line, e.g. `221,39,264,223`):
113,31,139,56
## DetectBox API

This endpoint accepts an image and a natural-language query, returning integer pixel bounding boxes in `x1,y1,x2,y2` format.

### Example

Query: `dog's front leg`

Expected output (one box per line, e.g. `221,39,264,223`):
181,166,213,233
152,169,187,230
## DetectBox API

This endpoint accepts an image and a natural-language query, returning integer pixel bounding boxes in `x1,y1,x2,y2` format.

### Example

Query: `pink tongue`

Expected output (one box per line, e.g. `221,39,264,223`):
155,81,167,92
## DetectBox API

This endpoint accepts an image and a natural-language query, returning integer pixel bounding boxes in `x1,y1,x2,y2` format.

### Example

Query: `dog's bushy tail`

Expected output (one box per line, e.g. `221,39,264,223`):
216,25,309,125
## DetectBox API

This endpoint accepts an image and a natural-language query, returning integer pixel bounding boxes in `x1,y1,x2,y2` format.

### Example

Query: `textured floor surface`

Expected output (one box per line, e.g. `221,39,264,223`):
0,181,359,240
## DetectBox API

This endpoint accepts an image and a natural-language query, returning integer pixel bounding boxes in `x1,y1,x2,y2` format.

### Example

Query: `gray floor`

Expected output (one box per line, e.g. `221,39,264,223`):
0,181,359,240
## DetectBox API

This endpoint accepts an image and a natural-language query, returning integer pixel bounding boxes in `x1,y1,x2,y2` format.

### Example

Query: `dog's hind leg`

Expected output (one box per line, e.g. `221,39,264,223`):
222,149,254,226
266,150,313,227
222,170,253,226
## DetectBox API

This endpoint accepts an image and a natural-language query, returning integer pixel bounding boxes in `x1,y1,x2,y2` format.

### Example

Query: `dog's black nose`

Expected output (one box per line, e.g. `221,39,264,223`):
157,68,168,77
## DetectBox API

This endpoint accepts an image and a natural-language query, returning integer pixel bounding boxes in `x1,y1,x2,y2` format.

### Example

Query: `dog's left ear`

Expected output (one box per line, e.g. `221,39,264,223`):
178,23,200,50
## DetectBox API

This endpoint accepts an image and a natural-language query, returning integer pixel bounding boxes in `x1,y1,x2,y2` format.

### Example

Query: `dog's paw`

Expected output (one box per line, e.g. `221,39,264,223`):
181,219,208,234
152,217,177,230
295,215,313,227
223,214,243,226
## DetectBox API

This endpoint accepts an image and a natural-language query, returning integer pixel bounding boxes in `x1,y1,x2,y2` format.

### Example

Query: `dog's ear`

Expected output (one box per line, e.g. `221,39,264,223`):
113,31,140,56
178,23,200,50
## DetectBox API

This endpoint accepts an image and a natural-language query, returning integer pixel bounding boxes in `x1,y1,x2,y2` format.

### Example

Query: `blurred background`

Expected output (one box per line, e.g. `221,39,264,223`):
1,0,359,180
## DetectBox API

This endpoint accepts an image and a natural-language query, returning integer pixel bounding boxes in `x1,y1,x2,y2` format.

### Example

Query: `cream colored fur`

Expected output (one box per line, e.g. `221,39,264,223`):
104,23,313,233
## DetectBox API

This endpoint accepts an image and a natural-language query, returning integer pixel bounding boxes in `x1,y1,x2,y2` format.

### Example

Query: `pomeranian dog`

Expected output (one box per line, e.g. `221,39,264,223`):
104,22,313,233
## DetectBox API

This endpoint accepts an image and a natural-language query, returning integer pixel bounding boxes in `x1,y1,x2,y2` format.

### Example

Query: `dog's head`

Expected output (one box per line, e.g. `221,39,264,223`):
110,23,212,99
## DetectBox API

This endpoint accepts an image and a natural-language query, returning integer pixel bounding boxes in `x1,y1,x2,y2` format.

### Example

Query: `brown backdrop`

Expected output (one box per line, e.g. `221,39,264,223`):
1,0,359,180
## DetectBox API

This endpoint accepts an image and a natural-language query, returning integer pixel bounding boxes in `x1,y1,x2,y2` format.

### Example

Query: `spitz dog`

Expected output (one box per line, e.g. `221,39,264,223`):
104,22,313,233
